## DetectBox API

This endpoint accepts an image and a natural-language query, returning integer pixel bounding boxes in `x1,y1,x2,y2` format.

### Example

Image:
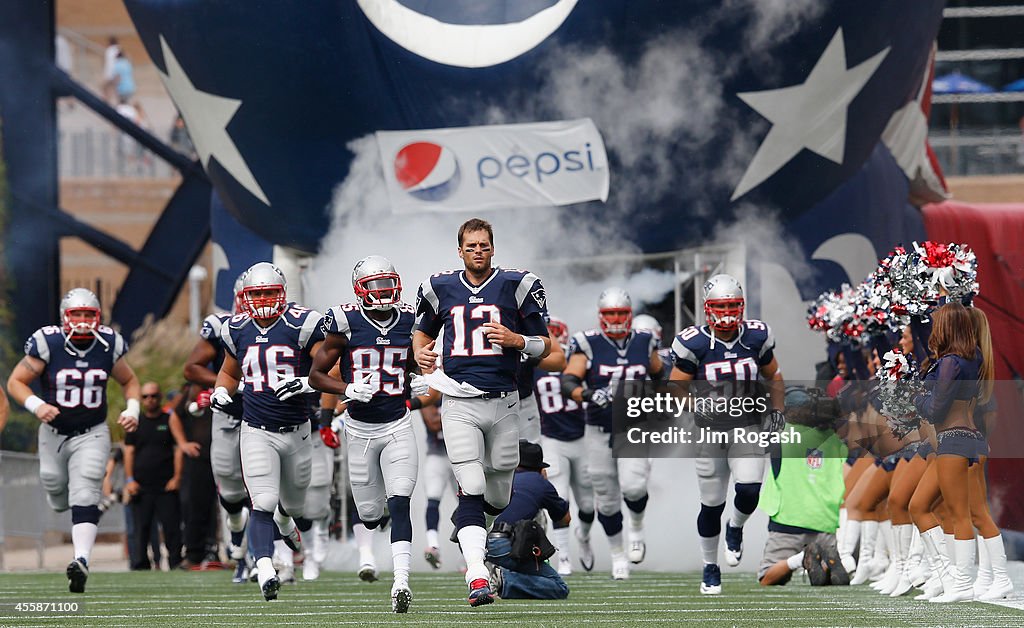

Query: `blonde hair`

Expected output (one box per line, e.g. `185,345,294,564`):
969,306,994,404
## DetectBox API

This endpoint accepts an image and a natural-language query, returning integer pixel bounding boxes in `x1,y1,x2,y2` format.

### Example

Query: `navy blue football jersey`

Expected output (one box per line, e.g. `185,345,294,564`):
24,325,128,434
534,367,585,441
671,321,775,380
221,303,325,428
516,355,539,399
322,302,416,424
570,329,658,429
199,311,243,420
415,268,548,392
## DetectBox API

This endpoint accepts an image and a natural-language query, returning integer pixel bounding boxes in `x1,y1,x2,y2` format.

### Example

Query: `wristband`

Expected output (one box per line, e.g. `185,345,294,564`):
126,476,135,484
24,394,46,414
521,335,546,358
123,399,141,419
580,388,594,402
318,407,333,428
408,397,423,411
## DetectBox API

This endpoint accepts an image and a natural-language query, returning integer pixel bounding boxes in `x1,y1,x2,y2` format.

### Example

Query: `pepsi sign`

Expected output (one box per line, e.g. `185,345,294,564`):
394,142,461,202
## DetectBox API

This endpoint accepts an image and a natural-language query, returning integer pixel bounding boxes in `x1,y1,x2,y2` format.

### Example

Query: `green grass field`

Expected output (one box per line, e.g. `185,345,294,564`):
1,571,1023,627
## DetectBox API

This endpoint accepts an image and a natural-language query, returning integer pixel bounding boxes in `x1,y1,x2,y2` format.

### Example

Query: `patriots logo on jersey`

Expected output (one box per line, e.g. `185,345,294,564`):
255,336,268,343
376,336,391,345
531,287,547,309
200,326,212,339
469,296,484,303
321,310,335,333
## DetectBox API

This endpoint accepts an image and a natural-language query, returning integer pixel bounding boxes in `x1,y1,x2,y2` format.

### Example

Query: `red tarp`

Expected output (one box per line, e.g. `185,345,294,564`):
923,201,1024,529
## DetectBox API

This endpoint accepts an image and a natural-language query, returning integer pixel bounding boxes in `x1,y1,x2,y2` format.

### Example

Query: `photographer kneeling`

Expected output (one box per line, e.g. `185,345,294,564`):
758,386,849,586
485,441,570,600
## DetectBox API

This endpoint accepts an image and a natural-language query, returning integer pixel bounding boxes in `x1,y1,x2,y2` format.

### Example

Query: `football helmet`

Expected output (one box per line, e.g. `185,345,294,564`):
60,288,102,341
547,315,569,345
598,287,632,339
232,273,245,315
239,262,287,320
631,314,662,342
703,274,744,332
352,255,401,311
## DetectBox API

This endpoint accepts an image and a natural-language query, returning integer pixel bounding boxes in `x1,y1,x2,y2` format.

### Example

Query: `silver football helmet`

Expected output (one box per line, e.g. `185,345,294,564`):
703,274,744,332
352,255,401,311
547,315,570,345
60,288,102,341
239,262,287,320
232,273,245,315
632,314,662,342
598,287,632,339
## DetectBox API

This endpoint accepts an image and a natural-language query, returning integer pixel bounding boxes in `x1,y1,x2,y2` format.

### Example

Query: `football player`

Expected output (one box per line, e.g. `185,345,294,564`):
670,274,785,595
535,315,595,576
412,394,458,570
297,398,340,581
514,320,566,444
182,274,253,582
7,288,141,593
309,255,419,613
413,218,551,607
561,288,663,580
211,262,327,601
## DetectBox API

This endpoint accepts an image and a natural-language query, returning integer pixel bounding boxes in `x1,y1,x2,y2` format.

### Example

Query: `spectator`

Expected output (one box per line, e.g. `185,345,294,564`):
169,384,220,568
103,37,121,103
758,386,849,586
169,114,195,159
485,441,570,600
102,444,159,568
112,51,136,103
125,382,184,570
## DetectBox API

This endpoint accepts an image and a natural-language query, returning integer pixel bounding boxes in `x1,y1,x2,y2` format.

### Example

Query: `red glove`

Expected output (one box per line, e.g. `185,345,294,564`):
319,425,341,449
196,388,213,409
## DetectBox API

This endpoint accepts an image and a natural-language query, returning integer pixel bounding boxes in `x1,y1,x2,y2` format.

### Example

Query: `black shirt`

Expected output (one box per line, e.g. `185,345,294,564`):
125,411,175,491
495,470,569,526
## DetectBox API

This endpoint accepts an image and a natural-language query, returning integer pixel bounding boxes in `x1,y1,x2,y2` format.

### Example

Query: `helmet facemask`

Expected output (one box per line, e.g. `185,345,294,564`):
354,272,402,311
599,308,633,339
704,298,744,332
242,286,286,320
63,307,101,342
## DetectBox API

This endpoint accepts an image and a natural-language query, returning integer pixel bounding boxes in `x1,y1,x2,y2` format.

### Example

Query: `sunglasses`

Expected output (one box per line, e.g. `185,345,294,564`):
141,394,161,399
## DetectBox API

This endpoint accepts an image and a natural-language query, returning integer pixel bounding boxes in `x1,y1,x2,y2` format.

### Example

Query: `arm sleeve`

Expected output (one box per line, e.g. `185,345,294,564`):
414,280,444,338
914,357,962,425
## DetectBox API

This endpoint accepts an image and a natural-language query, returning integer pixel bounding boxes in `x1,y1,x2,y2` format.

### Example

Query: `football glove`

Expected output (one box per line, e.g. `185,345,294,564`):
273,377,315,401
319,425,341,449
195,388,213,410
764,409,786,433
210,387,234,412
585,387,613,409
409,374,430,397
345,381,375,404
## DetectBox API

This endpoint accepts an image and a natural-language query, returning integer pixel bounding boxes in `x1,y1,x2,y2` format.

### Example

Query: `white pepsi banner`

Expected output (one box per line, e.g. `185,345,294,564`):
376,118,609,214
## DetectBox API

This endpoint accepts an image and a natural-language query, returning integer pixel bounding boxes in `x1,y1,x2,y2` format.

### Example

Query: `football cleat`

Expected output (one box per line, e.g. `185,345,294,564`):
611,555,630,580
557,554,573,576
576,529,595,572
278,565,296,585
628,540,646,565
232,558,250,584
283,527,302,553
468,578,494,607
358,563,379,582
700,563,722,595
424,546,442,570
261,576,281,601
302,558,320,581
391,583,413,613
724,523,743,567
66,558,89,594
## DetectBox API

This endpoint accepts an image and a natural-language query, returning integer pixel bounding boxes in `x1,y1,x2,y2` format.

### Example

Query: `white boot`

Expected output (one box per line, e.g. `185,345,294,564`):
930,538,975,603
973,533,992,599
838,518,860,575
978,534,1014,601
850,521,879,585
867,520,891,583
887,524,914,596
918,527,951,600
907,528,929,587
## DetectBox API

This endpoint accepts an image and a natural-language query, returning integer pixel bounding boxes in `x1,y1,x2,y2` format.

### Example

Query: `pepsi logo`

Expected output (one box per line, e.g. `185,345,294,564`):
394,142,461,202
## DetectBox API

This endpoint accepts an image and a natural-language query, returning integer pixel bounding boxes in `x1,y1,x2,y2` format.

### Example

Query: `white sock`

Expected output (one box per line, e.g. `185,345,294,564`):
72,522,98,562
426,529,440,549
227,509,247,533
700,534,719,565
629,510,645,532
274,509,294,536
353,523,375,565
786,551,805,570
256,557,276,584
552,527,571,556
729,511,752,529
391,540,411,585
608,531,625,557
274,539,293,567
457,526,488,584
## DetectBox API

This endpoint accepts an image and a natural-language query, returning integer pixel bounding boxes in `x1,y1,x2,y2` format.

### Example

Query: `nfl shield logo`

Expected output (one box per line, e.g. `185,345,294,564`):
806,448,823,470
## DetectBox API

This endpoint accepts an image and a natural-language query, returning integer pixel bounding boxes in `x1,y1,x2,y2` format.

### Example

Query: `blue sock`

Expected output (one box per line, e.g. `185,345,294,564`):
426,499,441,531
388,496,413,543
455,493,485,531
249,510,276,560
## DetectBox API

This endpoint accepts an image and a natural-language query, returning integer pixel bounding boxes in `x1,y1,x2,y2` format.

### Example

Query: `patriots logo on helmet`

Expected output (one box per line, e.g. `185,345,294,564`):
806,448,823,470
394,142,461,201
